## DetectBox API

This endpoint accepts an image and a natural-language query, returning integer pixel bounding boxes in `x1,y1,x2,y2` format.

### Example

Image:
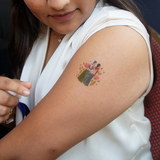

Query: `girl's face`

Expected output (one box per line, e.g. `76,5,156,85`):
24,0,97,34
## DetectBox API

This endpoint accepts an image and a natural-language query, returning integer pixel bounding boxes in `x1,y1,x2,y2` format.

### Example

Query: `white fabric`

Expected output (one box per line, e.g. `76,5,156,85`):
16,2,153,160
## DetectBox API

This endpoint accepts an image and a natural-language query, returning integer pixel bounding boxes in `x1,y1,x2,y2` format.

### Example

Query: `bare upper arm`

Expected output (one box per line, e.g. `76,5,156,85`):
1,26,151,159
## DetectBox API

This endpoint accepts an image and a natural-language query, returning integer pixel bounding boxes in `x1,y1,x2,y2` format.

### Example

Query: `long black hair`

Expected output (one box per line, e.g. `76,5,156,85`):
9,0,40,77
9,0,149,78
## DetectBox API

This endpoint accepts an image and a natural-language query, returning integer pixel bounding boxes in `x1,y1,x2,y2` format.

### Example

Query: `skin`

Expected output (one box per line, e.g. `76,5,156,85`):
0,79,31,123
0,0,151,159
24,0,97,34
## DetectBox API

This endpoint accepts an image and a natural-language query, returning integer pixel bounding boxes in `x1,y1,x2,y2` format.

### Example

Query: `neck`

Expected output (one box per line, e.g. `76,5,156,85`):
51,29,65,42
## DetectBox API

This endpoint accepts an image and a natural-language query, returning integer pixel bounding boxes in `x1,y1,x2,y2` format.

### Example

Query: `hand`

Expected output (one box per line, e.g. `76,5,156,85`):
0,76,32,123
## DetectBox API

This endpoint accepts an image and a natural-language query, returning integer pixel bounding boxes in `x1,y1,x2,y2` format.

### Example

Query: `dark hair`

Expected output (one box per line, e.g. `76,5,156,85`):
9,0,40,78
9,0,149,78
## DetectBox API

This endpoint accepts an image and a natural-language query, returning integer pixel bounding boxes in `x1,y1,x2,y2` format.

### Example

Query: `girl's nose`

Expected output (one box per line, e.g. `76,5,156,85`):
47,0,70,10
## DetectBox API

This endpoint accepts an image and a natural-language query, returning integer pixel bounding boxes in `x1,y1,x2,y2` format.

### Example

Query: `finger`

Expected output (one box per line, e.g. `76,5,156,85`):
13,79,32,89
0,77,30,97
20,81,32,89
0,114,10,124
0,105,11,116
0,105,12,124
0,90,19,107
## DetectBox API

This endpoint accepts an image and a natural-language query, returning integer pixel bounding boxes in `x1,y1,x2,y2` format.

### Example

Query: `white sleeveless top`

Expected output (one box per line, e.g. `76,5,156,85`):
16,1,153,160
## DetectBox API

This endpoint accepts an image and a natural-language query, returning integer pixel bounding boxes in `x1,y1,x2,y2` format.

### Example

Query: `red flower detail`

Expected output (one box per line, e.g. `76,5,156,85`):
84,63,90,68
94,75,100,80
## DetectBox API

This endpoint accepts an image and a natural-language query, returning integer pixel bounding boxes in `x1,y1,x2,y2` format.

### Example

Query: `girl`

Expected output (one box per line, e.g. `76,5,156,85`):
0,0,153,159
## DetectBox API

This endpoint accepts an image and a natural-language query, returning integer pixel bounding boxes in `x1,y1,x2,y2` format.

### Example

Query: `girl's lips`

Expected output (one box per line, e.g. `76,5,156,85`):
51,10,76,22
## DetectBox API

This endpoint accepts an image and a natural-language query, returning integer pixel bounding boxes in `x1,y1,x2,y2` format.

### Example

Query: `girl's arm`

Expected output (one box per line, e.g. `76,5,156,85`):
0,26,150,160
